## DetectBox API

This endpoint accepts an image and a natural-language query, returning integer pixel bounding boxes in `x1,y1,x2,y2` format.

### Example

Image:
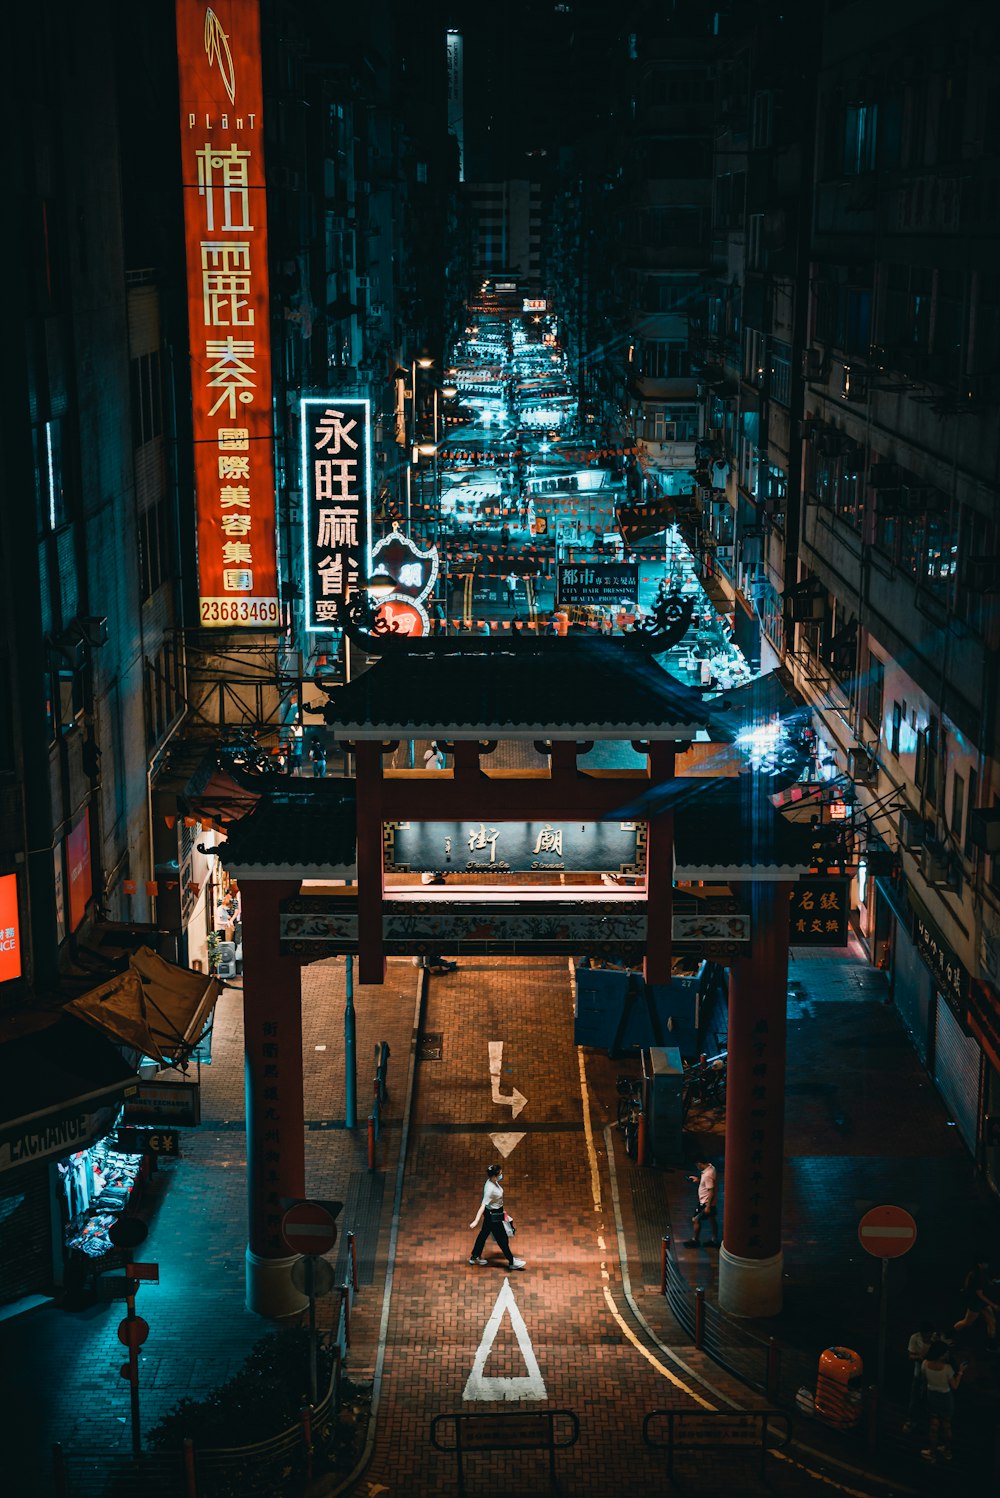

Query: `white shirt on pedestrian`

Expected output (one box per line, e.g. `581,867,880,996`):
698,1164,717,1205
481,1179,503,1211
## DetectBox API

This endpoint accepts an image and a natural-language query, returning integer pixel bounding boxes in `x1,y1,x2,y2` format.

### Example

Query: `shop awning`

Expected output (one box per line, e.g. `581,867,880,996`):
65,947,223,1067
0,1012,138,1140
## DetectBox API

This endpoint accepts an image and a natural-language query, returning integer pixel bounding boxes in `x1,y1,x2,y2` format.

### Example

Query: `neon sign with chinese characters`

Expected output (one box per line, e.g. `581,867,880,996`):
301,398,372,631
176,0,279,628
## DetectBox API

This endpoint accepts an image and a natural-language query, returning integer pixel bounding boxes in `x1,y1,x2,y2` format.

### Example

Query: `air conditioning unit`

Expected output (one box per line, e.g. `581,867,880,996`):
969,807,1000,854
868,462,901,488
790,591,825,621
847,747,879,785
898,808,926,850
802,347,827,380
920,843,951,889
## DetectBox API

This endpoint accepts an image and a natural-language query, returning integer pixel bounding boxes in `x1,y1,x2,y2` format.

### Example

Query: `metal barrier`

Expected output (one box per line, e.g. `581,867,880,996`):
642,1408,791,1481
368,1040,390,1170
430,1410,579,1497
663,1237,781,1401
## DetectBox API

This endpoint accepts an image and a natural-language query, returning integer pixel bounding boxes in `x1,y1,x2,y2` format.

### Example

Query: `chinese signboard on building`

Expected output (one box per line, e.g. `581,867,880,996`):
176,0,279,628
913,907,970,1017
0,873,21,984
301,398,372,631
558,563,640,609
789,878,849,946
384,820,642,875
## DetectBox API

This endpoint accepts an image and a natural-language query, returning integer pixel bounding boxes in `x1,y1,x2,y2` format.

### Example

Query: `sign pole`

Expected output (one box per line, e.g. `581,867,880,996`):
126,1289,142,1461
876,1255,889,1412
345,955,357,1130
306,1255,318,1407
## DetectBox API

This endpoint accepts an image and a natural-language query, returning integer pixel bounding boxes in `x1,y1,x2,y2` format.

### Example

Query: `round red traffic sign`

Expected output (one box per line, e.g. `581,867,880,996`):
117,1315,150,1349
858,1204,917,1259
281,1200,338,1256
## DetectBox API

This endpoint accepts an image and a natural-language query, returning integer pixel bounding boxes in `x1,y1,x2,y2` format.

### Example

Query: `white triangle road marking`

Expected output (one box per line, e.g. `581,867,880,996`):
462,1277,547,1402
489,1131,526,1158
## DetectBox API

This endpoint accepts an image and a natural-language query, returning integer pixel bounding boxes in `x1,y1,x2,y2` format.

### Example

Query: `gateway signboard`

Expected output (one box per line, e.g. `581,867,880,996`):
384,821,642,875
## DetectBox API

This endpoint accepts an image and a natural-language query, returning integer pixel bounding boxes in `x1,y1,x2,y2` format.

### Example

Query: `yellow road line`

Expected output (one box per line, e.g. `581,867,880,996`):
602,1284,716,1409
576,1046,603,1213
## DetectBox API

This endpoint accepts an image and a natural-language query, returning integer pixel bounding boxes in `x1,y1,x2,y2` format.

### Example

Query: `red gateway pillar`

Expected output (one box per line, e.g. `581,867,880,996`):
241,878,307,1316
644,743,675,987
355,741,386,985
719,880,790,1317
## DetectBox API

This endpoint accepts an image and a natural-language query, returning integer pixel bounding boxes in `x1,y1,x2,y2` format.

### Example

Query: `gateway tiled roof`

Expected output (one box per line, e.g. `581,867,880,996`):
672,777,816,881
217,783,357,876
324,637,711,740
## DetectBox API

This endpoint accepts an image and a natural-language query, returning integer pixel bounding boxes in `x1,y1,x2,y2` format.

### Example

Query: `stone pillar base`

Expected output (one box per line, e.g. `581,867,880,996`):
246,1248,308,1318
718,1245,784,1318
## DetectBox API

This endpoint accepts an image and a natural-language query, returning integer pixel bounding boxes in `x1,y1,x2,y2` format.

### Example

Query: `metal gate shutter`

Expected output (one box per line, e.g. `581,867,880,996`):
0,1169,52,1304
934,1000,981,1154
893,924,933,1066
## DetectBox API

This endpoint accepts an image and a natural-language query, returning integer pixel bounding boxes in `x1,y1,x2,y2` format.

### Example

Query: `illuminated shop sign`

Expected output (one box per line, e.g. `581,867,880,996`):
301,397,373,632
0,873,21,983
176,0,279,628
523,298,547,312
384,821,643,875
558,563,640,608
66,810,93,934
789,878,849,946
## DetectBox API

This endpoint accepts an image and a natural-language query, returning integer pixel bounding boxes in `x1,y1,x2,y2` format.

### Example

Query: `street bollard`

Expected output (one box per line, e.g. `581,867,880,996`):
301,1404,314,1483
660,1237,669,1297
367,1115,376,1171
694,1286,705,1350
183,1436,198,1498
767,1337,781,1403
637,1111,648,1167
348,1229,358,1292
341,1284,352,1349
52,1444,68,1498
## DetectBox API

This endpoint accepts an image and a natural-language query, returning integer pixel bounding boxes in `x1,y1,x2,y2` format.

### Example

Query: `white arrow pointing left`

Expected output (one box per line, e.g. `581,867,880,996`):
488,1040,527,1120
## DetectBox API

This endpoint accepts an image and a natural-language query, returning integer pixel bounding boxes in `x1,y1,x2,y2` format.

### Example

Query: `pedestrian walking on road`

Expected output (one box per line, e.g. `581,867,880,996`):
504,570,518,609
684,1158,719,1247
309,738,327,778
954,1258,998,1340
469,1163,525,1270
423,741,446,771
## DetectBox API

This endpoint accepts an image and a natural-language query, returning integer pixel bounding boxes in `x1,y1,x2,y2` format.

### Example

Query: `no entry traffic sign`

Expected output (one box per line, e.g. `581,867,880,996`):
281,1199,338,1256
858,1204,917,1259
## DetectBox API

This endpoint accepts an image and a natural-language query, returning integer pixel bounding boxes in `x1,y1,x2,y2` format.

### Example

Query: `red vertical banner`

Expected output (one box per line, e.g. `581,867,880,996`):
66,810,93,934
176,0,279,628
0,874,22,983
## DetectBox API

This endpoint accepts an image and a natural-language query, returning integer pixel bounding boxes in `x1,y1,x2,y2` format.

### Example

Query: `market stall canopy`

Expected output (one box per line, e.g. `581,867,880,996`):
322,636,712,742
65,947,222,1067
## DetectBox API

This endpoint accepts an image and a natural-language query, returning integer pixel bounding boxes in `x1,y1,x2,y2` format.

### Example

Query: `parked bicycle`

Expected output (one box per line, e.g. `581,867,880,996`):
616,1074,643,1159
682,1052,727,1122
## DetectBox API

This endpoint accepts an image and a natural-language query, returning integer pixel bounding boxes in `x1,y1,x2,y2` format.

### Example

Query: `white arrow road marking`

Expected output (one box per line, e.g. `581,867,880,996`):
488,1040,527,1119
462,1277,547,1402
489,1131,526,1158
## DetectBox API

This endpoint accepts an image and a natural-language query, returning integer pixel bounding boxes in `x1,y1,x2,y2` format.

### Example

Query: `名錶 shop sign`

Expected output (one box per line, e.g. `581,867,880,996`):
301,398,372,631
789,878,849,946
384,820,642,874
177,0,279,628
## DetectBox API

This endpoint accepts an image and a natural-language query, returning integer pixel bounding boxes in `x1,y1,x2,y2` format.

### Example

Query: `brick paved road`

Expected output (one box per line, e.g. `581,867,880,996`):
360,958,854,1498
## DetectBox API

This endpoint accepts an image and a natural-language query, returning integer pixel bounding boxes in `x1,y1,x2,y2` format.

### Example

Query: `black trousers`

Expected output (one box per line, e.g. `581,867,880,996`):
472,1210,513,1262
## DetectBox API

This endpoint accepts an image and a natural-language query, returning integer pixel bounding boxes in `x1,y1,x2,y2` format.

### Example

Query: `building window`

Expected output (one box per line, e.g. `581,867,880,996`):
130,351,163,448
138,496,174,602
843,101,878,174
865,652,884,733
770,340,792,406
744,328,766,386
965,768,978,859
890,701,902,757
751,90,774,149
951,772,965,842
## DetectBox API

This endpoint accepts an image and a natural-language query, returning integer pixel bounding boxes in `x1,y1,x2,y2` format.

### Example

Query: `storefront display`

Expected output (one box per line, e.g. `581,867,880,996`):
59,1125,149,1261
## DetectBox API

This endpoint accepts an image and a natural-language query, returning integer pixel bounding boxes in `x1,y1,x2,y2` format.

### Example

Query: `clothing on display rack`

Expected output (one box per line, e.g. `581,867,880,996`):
62,1136,147,1260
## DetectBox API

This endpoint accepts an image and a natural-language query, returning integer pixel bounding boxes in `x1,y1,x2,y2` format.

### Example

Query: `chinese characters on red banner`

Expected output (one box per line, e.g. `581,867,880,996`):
176,0,279,627
300,398,371,630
